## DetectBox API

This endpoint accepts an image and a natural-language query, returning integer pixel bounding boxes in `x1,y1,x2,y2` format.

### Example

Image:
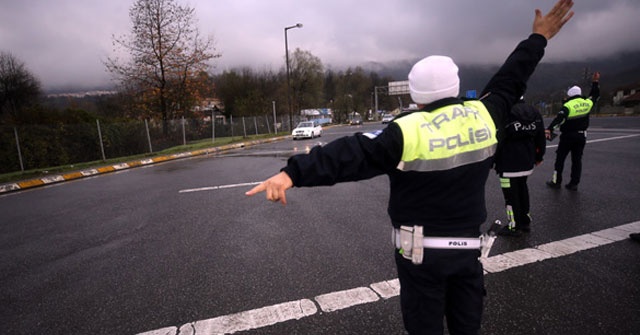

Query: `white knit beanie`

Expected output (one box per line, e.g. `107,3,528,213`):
408,55,460,104
567,86,582,97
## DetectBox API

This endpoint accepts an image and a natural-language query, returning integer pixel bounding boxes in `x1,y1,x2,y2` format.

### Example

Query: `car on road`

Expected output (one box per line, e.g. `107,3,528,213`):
292,121,323,140
381,114,394,124
349,116,363,125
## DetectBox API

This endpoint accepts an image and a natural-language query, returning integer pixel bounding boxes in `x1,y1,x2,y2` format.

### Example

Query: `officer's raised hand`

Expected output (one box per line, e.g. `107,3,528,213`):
245,171,293,205
532,0,574,40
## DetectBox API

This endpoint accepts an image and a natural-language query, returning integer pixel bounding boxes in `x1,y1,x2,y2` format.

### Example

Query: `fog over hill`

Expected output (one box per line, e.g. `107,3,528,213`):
364,50,640,103
47,51,640,105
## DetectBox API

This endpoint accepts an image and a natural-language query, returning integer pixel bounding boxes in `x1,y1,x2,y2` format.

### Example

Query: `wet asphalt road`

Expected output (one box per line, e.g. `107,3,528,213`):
0,117,639,335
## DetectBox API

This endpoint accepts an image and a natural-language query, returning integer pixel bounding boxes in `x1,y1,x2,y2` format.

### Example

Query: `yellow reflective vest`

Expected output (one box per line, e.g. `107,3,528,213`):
393,100,497,172
564,97,593,120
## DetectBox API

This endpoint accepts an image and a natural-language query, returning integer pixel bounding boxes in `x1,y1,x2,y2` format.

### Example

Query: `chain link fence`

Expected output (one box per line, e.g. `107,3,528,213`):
0,114,303,174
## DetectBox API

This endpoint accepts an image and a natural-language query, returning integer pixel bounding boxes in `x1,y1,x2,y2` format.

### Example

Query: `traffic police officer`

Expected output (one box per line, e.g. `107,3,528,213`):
545,71,600,191
494,98,546,236
247,1,575,333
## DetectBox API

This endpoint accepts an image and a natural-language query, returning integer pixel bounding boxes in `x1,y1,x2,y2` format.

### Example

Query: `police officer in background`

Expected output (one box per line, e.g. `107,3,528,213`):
545,71,600,191
494,98,546,236
246,1,575,333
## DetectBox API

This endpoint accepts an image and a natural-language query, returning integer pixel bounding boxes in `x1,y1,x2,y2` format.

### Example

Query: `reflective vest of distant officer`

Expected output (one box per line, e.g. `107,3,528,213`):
564,95,593,123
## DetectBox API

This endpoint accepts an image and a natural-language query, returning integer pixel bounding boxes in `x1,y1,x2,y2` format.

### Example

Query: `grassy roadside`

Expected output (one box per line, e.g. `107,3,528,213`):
0,132,289,185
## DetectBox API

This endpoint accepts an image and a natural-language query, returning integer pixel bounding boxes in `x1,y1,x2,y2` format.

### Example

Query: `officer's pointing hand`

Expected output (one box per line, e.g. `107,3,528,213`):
245,171,293,205
532,0,574,40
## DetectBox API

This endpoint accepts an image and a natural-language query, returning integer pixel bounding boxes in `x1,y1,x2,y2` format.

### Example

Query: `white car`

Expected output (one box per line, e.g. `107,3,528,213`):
381,114,394,124
292,121,323,140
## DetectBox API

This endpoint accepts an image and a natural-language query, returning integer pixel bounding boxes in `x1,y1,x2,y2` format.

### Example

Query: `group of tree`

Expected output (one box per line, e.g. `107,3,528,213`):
0,51,42,124
214,49,398,125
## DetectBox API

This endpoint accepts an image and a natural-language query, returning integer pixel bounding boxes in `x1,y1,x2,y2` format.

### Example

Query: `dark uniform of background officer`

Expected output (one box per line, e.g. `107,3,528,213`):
494,98,546,236
545,72,600,191
246,1,575,333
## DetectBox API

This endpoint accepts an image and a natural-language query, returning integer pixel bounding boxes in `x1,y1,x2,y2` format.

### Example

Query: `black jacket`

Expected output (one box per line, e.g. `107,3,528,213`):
282,34,548,236
548,81,600,133
494,101,546,177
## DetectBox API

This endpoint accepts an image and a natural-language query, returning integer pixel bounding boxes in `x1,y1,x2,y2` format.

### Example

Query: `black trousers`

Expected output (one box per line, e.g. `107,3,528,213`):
395,249,484,335
554,132,586,185
500,176,531,228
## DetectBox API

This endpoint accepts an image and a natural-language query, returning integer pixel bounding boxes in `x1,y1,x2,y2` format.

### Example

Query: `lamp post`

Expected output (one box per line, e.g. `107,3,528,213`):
285,23,303,131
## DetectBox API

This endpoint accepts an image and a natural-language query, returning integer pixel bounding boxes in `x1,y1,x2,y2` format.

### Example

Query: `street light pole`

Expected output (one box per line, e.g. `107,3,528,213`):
285,23,303,131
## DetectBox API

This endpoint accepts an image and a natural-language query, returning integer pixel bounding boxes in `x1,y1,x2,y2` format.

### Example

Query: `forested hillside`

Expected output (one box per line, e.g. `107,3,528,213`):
367,50,640,105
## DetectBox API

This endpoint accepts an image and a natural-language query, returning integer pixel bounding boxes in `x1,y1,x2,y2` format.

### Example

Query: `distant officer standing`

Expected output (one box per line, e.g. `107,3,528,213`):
247,1,575,334
546,71,600,191
494,98,546,236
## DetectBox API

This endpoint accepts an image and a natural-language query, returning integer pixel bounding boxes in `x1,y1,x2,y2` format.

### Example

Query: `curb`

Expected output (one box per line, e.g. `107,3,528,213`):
0,136,287,195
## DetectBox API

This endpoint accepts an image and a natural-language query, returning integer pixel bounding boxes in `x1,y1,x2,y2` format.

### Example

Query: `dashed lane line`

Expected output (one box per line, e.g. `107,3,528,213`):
178,182,262,193
136,221,640,335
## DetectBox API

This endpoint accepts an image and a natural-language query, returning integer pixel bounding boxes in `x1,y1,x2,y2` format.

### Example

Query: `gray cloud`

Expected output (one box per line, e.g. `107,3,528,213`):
2,0,639,90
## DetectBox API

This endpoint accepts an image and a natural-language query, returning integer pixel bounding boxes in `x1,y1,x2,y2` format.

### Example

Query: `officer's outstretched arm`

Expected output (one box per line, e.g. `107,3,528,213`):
589,71,601,101
532,0,574,40
245,171,293,206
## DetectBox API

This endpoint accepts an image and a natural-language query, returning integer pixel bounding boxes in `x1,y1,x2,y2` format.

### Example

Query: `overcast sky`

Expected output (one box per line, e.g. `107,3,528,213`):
2,0,639,90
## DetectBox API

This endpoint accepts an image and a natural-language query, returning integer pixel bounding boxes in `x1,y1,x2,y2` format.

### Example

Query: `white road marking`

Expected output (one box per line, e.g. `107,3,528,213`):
546,133,639,148
315,287,380,312
136,221,640,335
586,133,640,144
370,279,401,299
113,163,130,170
41,175,65,184
80,169,100,176
180,300,317,335
178,182,262,193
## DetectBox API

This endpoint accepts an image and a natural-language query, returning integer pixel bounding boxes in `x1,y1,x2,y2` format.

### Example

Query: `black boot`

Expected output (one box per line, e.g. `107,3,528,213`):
565,183,578,191
497,225,522,237
546,181,561,189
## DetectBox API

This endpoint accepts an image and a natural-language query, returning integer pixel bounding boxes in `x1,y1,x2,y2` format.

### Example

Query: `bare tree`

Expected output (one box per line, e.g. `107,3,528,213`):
105,0,219,133
0,51,41,123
